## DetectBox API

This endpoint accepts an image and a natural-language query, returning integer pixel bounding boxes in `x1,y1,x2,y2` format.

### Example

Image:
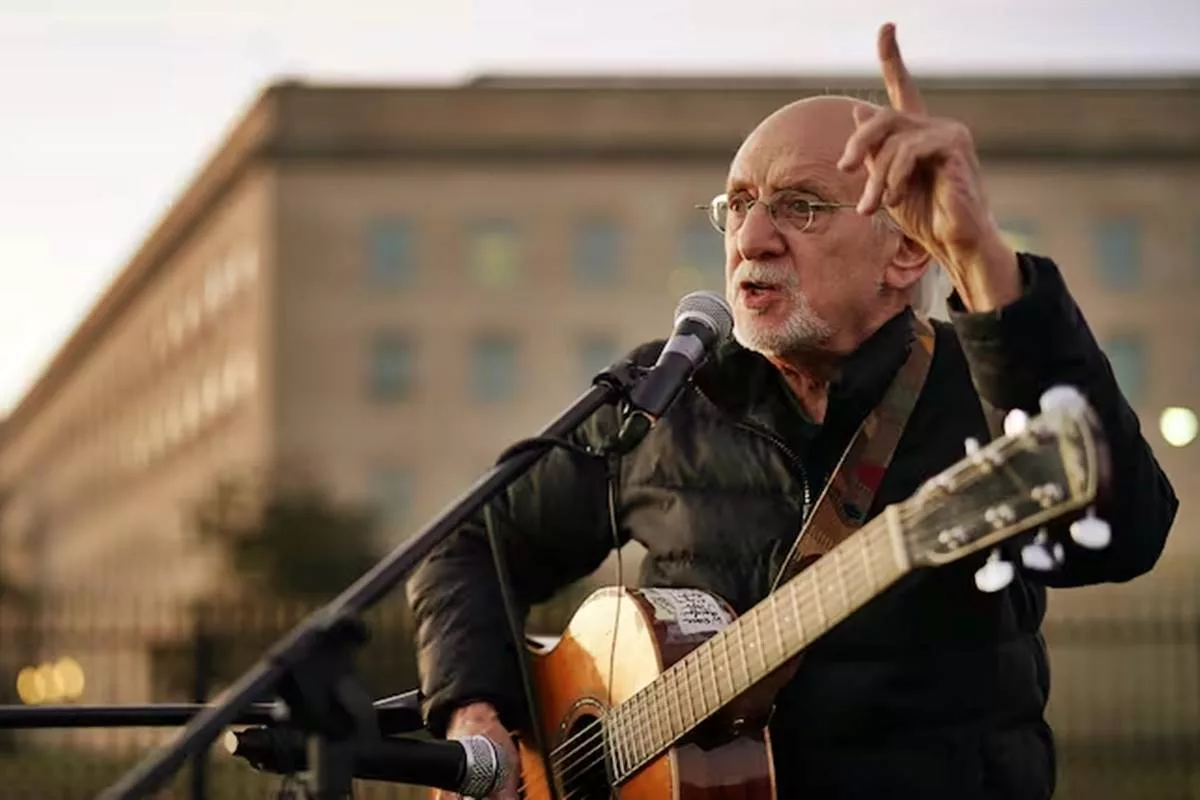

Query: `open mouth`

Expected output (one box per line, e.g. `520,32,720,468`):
740,280,780,293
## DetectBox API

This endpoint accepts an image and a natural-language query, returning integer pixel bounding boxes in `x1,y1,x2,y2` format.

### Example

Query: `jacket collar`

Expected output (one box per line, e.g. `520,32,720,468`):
694,307,918,430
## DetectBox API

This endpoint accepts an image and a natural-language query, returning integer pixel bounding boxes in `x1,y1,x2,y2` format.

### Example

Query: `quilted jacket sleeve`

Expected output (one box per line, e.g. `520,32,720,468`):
948,253,1178,587
405,387,628,737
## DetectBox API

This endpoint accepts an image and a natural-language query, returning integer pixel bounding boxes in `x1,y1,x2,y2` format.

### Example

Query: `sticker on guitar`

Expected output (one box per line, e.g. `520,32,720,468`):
640,588,732,635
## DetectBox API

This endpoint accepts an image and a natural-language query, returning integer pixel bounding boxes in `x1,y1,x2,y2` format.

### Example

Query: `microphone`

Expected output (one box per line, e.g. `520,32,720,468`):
615,290,734,452
225,725,511,797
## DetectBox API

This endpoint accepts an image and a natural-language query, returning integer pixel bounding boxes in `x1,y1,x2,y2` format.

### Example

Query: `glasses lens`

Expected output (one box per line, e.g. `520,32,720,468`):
772,193,815,231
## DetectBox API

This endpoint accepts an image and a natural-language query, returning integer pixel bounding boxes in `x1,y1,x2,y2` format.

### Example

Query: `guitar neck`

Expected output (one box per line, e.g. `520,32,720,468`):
605,509,912,782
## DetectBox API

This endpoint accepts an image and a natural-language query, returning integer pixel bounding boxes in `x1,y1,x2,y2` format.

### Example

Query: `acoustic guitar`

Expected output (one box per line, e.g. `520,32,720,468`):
510,386,1110,799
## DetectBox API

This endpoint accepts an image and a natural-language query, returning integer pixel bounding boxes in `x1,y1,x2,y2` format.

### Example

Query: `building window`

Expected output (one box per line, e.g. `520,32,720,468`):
573,219,620,288
472,336,517,402
578,335,619,383
370,467,413,530
1092,218,1141,289
468,220,520,288
1103,333,1146,403
672,219,725,293
998,218,1038,252
370,334,414,400
368,220,417,287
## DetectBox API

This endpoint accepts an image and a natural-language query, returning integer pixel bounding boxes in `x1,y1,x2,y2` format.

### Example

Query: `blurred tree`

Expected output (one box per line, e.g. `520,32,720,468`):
192,474,382,599
150,472,400,700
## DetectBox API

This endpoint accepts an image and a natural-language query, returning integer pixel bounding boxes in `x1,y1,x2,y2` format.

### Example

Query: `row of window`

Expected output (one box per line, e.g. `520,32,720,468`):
151,245,259,358
370,215,1171,293
999,218,1153,290
367,218,723,290
16,245,261,482
120,349,259,471
369,333,622,403
370,327,1154,408
359,328,1156,537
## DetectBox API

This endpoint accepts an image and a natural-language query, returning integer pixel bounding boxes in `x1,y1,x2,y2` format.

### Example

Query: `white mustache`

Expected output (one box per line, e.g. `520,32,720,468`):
734,262,798,289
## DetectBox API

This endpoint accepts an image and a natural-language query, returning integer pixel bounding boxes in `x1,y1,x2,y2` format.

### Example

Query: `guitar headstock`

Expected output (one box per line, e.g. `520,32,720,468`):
901,386,1110,576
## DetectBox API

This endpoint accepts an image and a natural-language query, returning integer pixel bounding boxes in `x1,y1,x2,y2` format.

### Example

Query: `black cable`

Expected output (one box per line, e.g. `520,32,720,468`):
483,500,562,800
478,368,639,798
494,435,597,465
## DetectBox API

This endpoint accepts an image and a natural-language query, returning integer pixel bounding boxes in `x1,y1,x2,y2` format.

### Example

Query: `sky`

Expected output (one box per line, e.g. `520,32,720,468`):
1,0,1198,415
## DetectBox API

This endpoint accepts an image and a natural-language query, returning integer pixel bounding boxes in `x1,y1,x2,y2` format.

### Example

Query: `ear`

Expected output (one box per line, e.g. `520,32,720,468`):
882,232,932,292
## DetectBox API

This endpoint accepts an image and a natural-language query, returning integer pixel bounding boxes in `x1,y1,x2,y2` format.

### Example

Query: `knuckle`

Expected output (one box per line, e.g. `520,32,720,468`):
948,121,973,147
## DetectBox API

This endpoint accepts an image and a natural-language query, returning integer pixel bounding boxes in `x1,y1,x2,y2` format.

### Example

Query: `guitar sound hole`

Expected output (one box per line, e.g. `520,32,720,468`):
557,713,613,800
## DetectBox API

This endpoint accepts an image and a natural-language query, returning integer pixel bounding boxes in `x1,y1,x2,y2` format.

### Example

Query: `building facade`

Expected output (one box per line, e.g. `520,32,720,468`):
0,76,1197,683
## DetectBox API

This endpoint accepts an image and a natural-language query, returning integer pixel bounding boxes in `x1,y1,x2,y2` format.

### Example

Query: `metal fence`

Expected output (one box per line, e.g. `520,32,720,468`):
0,587,1195,799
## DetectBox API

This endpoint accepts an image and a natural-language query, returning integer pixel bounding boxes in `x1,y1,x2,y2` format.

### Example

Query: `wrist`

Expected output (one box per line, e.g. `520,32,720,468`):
946,226,1021,313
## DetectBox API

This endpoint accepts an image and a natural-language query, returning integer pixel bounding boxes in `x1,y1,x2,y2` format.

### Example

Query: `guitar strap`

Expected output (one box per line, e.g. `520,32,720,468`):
769,314,936,593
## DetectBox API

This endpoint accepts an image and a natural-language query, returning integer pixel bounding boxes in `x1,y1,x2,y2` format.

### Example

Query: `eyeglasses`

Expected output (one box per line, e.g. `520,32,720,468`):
697,190,857,234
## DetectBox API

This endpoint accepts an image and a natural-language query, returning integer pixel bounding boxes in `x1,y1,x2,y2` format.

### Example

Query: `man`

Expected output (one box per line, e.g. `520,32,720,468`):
407,24,1177,799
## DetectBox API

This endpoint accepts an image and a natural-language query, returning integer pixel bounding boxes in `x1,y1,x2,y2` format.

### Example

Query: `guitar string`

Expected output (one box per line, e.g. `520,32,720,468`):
529,480,992,796
523,432,1045,793
535,527,895,786
517,523,902,796
533,531,897,798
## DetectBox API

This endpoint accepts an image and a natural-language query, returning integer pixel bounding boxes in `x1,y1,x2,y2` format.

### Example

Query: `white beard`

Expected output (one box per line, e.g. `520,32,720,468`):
727,262,835,357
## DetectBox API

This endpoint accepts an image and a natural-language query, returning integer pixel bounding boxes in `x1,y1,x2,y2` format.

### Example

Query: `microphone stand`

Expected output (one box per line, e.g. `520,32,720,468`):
0,689,424,734
99,364,641,800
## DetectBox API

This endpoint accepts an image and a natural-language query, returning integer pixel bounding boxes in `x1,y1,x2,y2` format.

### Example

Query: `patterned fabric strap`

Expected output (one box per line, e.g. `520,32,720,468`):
771,316,936,591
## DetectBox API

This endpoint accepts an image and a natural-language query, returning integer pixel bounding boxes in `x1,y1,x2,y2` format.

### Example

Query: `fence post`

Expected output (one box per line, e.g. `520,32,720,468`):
189,613,213,800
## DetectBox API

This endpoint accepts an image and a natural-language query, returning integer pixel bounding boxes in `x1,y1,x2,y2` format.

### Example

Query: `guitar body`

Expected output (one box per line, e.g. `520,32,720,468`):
516,587,776,799
429,393,1108,799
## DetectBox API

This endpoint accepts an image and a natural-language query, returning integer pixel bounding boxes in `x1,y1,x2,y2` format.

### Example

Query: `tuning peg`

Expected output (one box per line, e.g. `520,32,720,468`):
1003,408,1029,436
1069,507,1111,550
974,549,1015,593
964,437,981,456
1020,529,1064,571
1039,385,1087,415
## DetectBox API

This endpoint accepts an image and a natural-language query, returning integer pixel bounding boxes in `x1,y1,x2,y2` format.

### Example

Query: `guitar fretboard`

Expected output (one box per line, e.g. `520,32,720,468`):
602,514,910,782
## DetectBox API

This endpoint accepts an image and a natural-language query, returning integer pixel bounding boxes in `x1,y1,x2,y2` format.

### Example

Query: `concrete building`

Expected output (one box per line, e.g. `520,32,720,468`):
0,77,1197,724
3,75,1199,591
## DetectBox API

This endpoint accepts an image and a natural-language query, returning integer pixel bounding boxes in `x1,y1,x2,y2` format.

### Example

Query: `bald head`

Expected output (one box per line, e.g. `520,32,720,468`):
730,95,880,196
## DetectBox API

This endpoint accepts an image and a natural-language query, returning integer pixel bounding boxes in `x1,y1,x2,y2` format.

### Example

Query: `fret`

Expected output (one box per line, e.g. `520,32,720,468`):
704,646,724,709
689,651,708,718
811,566,827,630
632,693,651,766
719,630,737,700
788,577,807,652
608,713,628,778
664,667,683,741
733,620,752,694
621,707,636,775
680,659,698,730
859,529,877,594
646,681,664,751
832,546,850,617
770,594,786,666
751,606,768,676
666,670,681,741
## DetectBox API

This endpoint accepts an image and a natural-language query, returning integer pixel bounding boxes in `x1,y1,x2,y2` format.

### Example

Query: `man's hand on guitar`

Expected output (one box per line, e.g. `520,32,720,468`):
439,701,519,800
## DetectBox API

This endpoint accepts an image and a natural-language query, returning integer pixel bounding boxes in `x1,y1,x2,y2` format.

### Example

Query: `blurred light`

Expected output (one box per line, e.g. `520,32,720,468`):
16,666,45,705
54,657,86,700
37,663,64,703
1159,406,1198,447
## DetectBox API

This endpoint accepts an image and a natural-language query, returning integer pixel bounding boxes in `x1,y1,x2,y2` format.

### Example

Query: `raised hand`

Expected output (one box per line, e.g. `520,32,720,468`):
838,23,1021,312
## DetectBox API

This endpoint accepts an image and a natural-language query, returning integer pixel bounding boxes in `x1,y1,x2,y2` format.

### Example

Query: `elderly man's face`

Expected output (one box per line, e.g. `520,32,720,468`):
723,97,897,358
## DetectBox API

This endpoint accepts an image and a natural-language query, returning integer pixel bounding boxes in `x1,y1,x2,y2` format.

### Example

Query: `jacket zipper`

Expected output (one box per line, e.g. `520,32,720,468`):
689,384,813,522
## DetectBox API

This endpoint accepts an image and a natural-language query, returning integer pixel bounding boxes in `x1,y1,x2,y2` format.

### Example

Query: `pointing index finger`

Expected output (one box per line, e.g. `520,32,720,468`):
878,22,926,115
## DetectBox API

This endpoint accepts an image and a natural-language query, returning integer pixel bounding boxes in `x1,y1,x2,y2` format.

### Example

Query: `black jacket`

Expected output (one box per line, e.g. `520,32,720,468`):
406,255,1177,798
